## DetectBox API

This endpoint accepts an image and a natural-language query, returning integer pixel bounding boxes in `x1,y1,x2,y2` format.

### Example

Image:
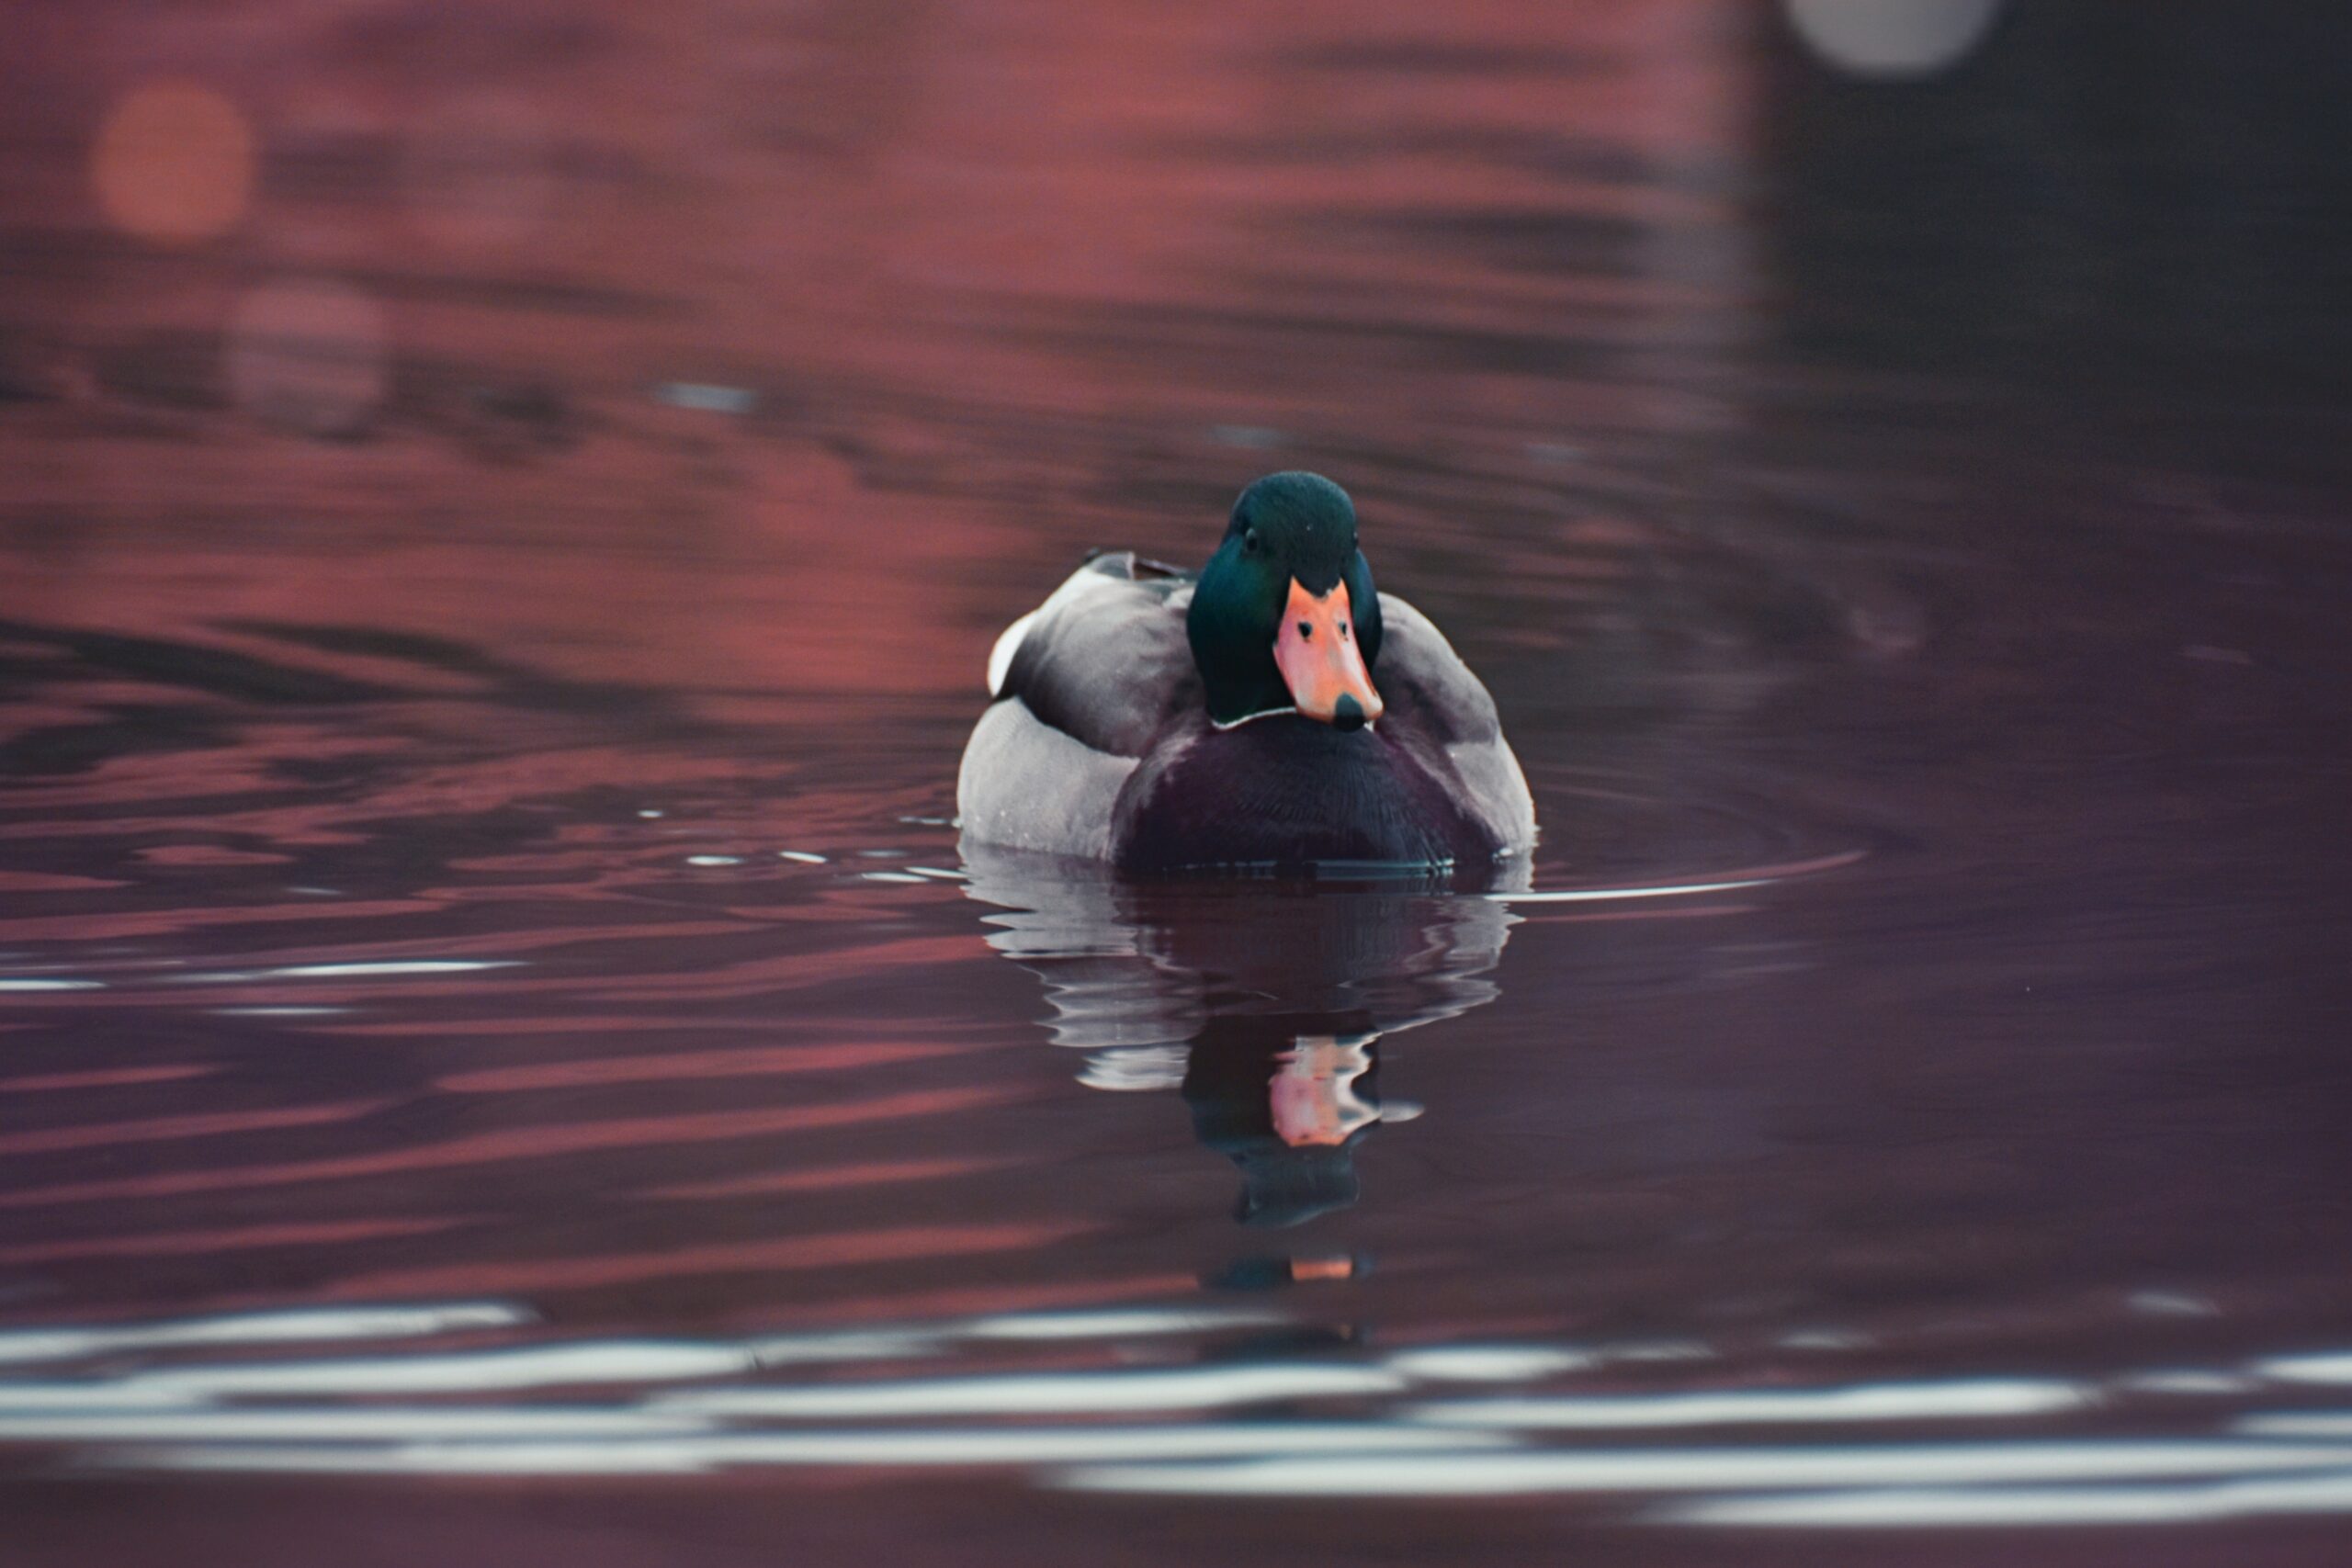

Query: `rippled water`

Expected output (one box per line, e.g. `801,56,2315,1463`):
4,3,2351,1562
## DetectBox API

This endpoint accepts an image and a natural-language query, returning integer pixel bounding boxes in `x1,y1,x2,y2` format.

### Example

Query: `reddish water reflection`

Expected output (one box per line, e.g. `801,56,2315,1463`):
4,2,2351,1564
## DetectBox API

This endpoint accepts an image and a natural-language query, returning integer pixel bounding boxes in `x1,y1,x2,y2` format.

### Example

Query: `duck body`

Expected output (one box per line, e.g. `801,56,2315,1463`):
956,474,1535,871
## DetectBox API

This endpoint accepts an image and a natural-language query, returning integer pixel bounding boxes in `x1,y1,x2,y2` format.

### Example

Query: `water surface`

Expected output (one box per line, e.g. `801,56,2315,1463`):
3,3,2351,1563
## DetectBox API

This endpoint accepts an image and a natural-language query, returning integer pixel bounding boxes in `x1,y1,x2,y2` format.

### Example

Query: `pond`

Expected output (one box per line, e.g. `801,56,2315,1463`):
2,3,2349,1562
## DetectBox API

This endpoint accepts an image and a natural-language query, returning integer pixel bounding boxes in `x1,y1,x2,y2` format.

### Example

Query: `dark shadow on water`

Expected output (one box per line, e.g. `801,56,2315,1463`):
958,842,1523,1227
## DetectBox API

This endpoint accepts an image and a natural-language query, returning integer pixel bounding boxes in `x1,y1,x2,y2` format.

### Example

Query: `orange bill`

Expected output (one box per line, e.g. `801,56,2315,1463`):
1272,579,1384,728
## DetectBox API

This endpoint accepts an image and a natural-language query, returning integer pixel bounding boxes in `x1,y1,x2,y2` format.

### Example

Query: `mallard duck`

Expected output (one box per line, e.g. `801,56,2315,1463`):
956,471,1535,870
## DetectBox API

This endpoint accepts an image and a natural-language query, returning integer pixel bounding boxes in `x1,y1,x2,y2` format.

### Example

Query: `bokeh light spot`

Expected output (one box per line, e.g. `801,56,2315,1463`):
91,82,255,245
1785,0,2004,79
224,277,390,437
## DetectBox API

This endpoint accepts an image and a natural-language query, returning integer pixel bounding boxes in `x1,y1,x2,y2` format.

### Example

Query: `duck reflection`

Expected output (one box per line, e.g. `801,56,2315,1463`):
1183,1021,1378,1226
960,845,1522,1225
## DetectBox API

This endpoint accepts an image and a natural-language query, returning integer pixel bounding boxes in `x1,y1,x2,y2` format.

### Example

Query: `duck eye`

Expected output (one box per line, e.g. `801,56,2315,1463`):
1243,528,1261,552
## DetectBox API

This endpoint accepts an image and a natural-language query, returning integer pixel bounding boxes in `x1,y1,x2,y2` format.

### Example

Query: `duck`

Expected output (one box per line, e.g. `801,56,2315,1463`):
956,471,1535,870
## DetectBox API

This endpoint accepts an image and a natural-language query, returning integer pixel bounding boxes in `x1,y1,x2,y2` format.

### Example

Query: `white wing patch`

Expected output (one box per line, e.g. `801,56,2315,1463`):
986,611,1038,696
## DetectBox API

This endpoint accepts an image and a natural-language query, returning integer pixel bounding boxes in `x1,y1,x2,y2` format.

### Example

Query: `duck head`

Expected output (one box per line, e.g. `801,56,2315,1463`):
1187,471,1386,730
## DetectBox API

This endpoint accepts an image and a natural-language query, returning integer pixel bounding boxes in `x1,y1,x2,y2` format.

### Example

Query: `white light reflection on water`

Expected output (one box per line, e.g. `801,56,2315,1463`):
126,1340,765,1397
2116,1370,2256,1396
0,1406,712,1442
1409,1378,2093,1428
2258,1350,2352,1384
1050,1440,2352,1498
1489,879,1770,905
175,960,523,983
654,1362,1409,1417
118,1422,1511,1477
97,1328,952,1401
207,1006,352,1017
2236,1414,2352,1438
1489,852,1872,909
956,1307,1284,1340
0,1303,526,1364
6,1294,2350,1529
1384,1346,1597,1382
0,1382,208,1409
1657,1469,2352,1529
